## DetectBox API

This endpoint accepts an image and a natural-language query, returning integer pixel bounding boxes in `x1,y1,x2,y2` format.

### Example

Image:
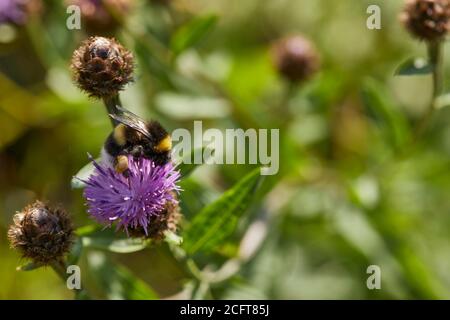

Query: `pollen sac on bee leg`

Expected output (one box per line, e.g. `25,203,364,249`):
114,155,129,174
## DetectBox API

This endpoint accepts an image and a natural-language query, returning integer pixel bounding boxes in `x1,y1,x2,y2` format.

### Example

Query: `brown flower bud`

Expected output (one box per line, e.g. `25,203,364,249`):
65,0,133,35
8,201,74,265
400,0,450,41
129,199,181,241
71,36,134,98
272,35,320,83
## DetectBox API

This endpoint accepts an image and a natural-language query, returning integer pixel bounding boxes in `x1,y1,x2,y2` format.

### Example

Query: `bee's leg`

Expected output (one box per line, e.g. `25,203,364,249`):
114,155,129,176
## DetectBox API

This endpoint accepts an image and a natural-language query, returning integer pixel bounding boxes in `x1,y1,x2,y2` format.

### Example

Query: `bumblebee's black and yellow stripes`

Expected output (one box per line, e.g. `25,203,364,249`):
103,106,172,174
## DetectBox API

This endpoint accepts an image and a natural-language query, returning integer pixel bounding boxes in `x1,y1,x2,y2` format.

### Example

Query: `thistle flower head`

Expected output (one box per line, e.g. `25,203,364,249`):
8,201,74,265
400,0,450,41
0,0,42,25
82,155,180,235
71,36,134,98
65,0,133,34
272,35,320,83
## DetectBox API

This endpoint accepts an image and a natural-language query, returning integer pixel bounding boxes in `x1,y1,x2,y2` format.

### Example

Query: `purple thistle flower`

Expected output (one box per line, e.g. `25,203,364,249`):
0,0,34,25
81,155,180,235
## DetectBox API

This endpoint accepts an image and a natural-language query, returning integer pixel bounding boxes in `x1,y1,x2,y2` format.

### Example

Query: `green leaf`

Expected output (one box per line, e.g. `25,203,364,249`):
361,78,410,150
87,252,158,300
176,146,214,179
171,14,218,55
75,224,101,237
81,229,150,253
75,290,91,300
395,57,433,76
183,167,264,255
16,262,43,271
71,159,98,189
134,41,176,89
164,230,183,246
67,237,83,265
433,92,450,110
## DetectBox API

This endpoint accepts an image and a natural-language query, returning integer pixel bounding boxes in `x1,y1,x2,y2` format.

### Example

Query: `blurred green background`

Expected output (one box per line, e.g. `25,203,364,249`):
1,0,450,299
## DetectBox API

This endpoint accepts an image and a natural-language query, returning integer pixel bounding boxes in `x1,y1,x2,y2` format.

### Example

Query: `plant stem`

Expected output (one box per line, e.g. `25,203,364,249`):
277,81,297,126
414,41,444,141
51,259,91,300
50,260,67,281
103,94,122,127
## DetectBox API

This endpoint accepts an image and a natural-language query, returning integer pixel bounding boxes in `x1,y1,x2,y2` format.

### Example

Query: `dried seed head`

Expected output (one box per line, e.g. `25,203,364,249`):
272,35,320,83
129,197,182,241
8,201,74,265
400,0,450,41
65,0,133,35
71,36,134,98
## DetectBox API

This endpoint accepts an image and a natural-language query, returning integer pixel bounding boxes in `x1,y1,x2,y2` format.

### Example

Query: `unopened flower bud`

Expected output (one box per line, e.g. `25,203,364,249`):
71,36,134,98
272,35,320,83
8,201,74,265
400,0,450,41
65,0,133,35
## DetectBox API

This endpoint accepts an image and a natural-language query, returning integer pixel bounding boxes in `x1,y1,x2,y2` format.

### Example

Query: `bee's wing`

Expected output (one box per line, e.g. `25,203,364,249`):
109,106,152,139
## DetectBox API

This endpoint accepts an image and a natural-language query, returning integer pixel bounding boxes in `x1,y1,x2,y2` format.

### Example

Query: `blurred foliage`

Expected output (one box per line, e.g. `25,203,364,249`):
0,0,450,299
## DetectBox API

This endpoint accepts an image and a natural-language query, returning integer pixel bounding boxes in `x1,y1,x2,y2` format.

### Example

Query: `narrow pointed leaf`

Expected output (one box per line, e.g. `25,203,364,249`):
164,230,183,246
82,236,150,253
71,159,99,189
16,262,43,271
67,237,83,265
361,79,410,150
75,224,101,237
395,57,433,76
87,252,158,300
171,14,218,55
183,167,264,254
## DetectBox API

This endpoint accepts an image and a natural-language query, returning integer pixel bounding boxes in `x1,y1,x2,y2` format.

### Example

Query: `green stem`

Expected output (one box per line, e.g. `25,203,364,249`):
277,81,297,126
367,41,446,175
50,259,92,300
103,94,122,127
50,260,67,281
414,41,444,141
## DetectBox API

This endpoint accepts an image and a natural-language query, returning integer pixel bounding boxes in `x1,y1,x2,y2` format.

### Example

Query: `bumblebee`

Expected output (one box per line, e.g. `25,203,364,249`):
102,105,172,174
